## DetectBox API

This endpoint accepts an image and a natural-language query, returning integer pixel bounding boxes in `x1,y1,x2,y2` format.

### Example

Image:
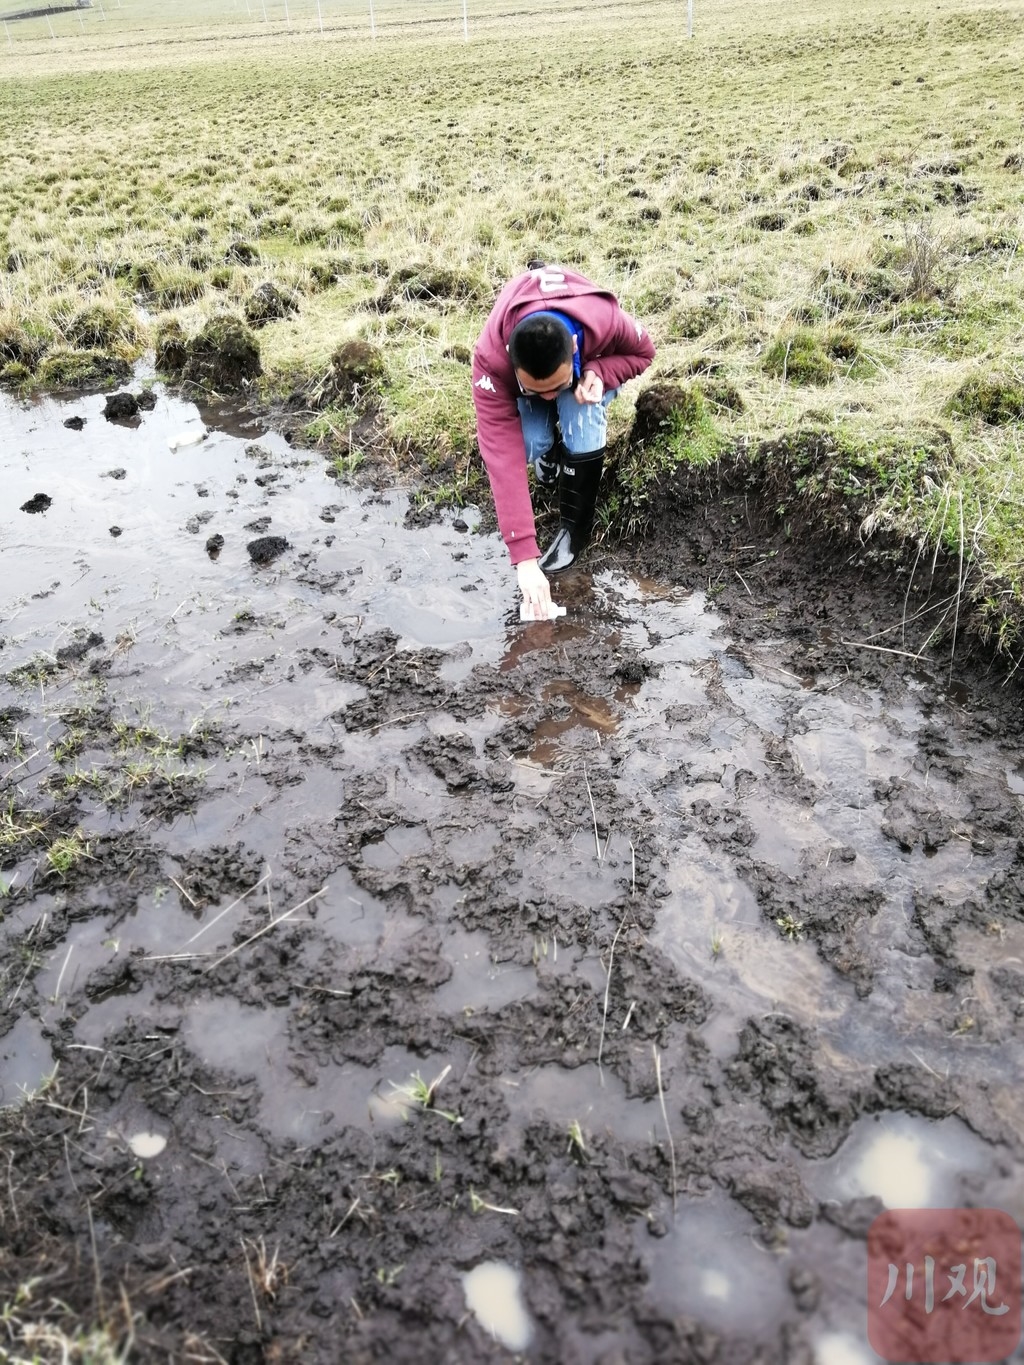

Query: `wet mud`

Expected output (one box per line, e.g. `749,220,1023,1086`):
1,377,1023,1364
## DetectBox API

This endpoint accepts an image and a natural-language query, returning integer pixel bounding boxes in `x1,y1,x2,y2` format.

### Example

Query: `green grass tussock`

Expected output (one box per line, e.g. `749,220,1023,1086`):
763,327,870,386
947,372,1024,426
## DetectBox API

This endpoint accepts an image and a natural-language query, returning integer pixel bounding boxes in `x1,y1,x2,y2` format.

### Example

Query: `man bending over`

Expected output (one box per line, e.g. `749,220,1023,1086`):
472,263,655,619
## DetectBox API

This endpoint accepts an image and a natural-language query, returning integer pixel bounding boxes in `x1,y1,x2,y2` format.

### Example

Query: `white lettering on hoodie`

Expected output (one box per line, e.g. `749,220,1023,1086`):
532,269,566,293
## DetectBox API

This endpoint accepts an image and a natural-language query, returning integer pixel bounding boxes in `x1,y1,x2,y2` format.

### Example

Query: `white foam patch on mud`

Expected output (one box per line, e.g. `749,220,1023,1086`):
856,1129,931,1205
461,1261,532,1352
815,1332,875,1365
700,1268,731,1301
126,1131,167,1158
815,1111,990,1209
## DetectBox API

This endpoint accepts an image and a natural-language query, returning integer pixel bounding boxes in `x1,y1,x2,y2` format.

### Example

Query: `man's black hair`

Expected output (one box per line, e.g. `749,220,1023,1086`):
508,315,573,380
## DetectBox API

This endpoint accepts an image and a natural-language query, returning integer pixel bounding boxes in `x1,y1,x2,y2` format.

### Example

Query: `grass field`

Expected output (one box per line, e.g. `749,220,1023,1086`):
2,0,1023,652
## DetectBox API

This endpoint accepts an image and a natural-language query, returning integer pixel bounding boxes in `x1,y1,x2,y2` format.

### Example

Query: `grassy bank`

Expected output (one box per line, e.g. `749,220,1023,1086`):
1,0,1023,652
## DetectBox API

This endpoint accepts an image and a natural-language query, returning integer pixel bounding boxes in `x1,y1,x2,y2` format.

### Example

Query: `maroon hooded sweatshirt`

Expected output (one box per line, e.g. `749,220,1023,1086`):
472,266,656,565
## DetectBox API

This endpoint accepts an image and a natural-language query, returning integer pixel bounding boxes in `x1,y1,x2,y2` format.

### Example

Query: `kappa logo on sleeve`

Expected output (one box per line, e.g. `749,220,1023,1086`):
474,375,496,392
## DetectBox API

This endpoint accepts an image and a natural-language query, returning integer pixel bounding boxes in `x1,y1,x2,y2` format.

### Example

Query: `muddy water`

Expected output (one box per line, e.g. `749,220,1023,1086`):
2,378,1024,1362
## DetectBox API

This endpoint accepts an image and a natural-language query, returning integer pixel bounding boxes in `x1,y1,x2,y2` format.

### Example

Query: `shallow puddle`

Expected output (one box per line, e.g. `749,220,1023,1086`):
638,1188,792,1333
0,1013,52,1104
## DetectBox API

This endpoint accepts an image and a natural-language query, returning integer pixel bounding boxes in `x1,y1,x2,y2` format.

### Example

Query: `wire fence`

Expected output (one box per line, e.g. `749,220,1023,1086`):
0,0,690,54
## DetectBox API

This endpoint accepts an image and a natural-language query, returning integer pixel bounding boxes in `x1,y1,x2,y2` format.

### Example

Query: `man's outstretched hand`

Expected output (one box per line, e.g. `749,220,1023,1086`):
517,558,553,619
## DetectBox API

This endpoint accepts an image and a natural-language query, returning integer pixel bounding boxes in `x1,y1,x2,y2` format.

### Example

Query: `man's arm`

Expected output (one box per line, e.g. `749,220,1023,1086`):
581,305,656,393
471,351,541,565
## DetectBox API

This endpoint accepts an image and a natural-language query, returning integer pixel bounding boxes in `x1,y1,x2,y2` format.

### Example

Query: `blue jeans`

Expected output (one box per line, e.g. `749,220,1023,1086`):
517,387,619,465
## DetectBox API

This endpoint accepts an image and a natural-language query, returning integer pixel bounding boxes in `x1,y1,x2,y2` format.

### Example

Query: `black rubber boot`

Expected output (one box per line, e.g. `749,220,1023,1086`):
533,440,563,489
538,448,605,575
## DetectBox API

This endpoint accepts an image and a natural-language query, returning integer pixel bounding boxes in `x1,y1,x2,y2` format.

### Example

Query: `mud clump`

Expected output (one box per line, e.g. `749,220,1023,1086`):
63,416,86,431
247,535,290,565
174,842,266,909
727,1165,815,1229
243,282,300,328
181,316,262,393
55,631,104,664
725,1014,859,1157
748,862,884,997
412,732,480,790
20,493,52,514
205,533,225,558
102,391,139,421
330,628,449,734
